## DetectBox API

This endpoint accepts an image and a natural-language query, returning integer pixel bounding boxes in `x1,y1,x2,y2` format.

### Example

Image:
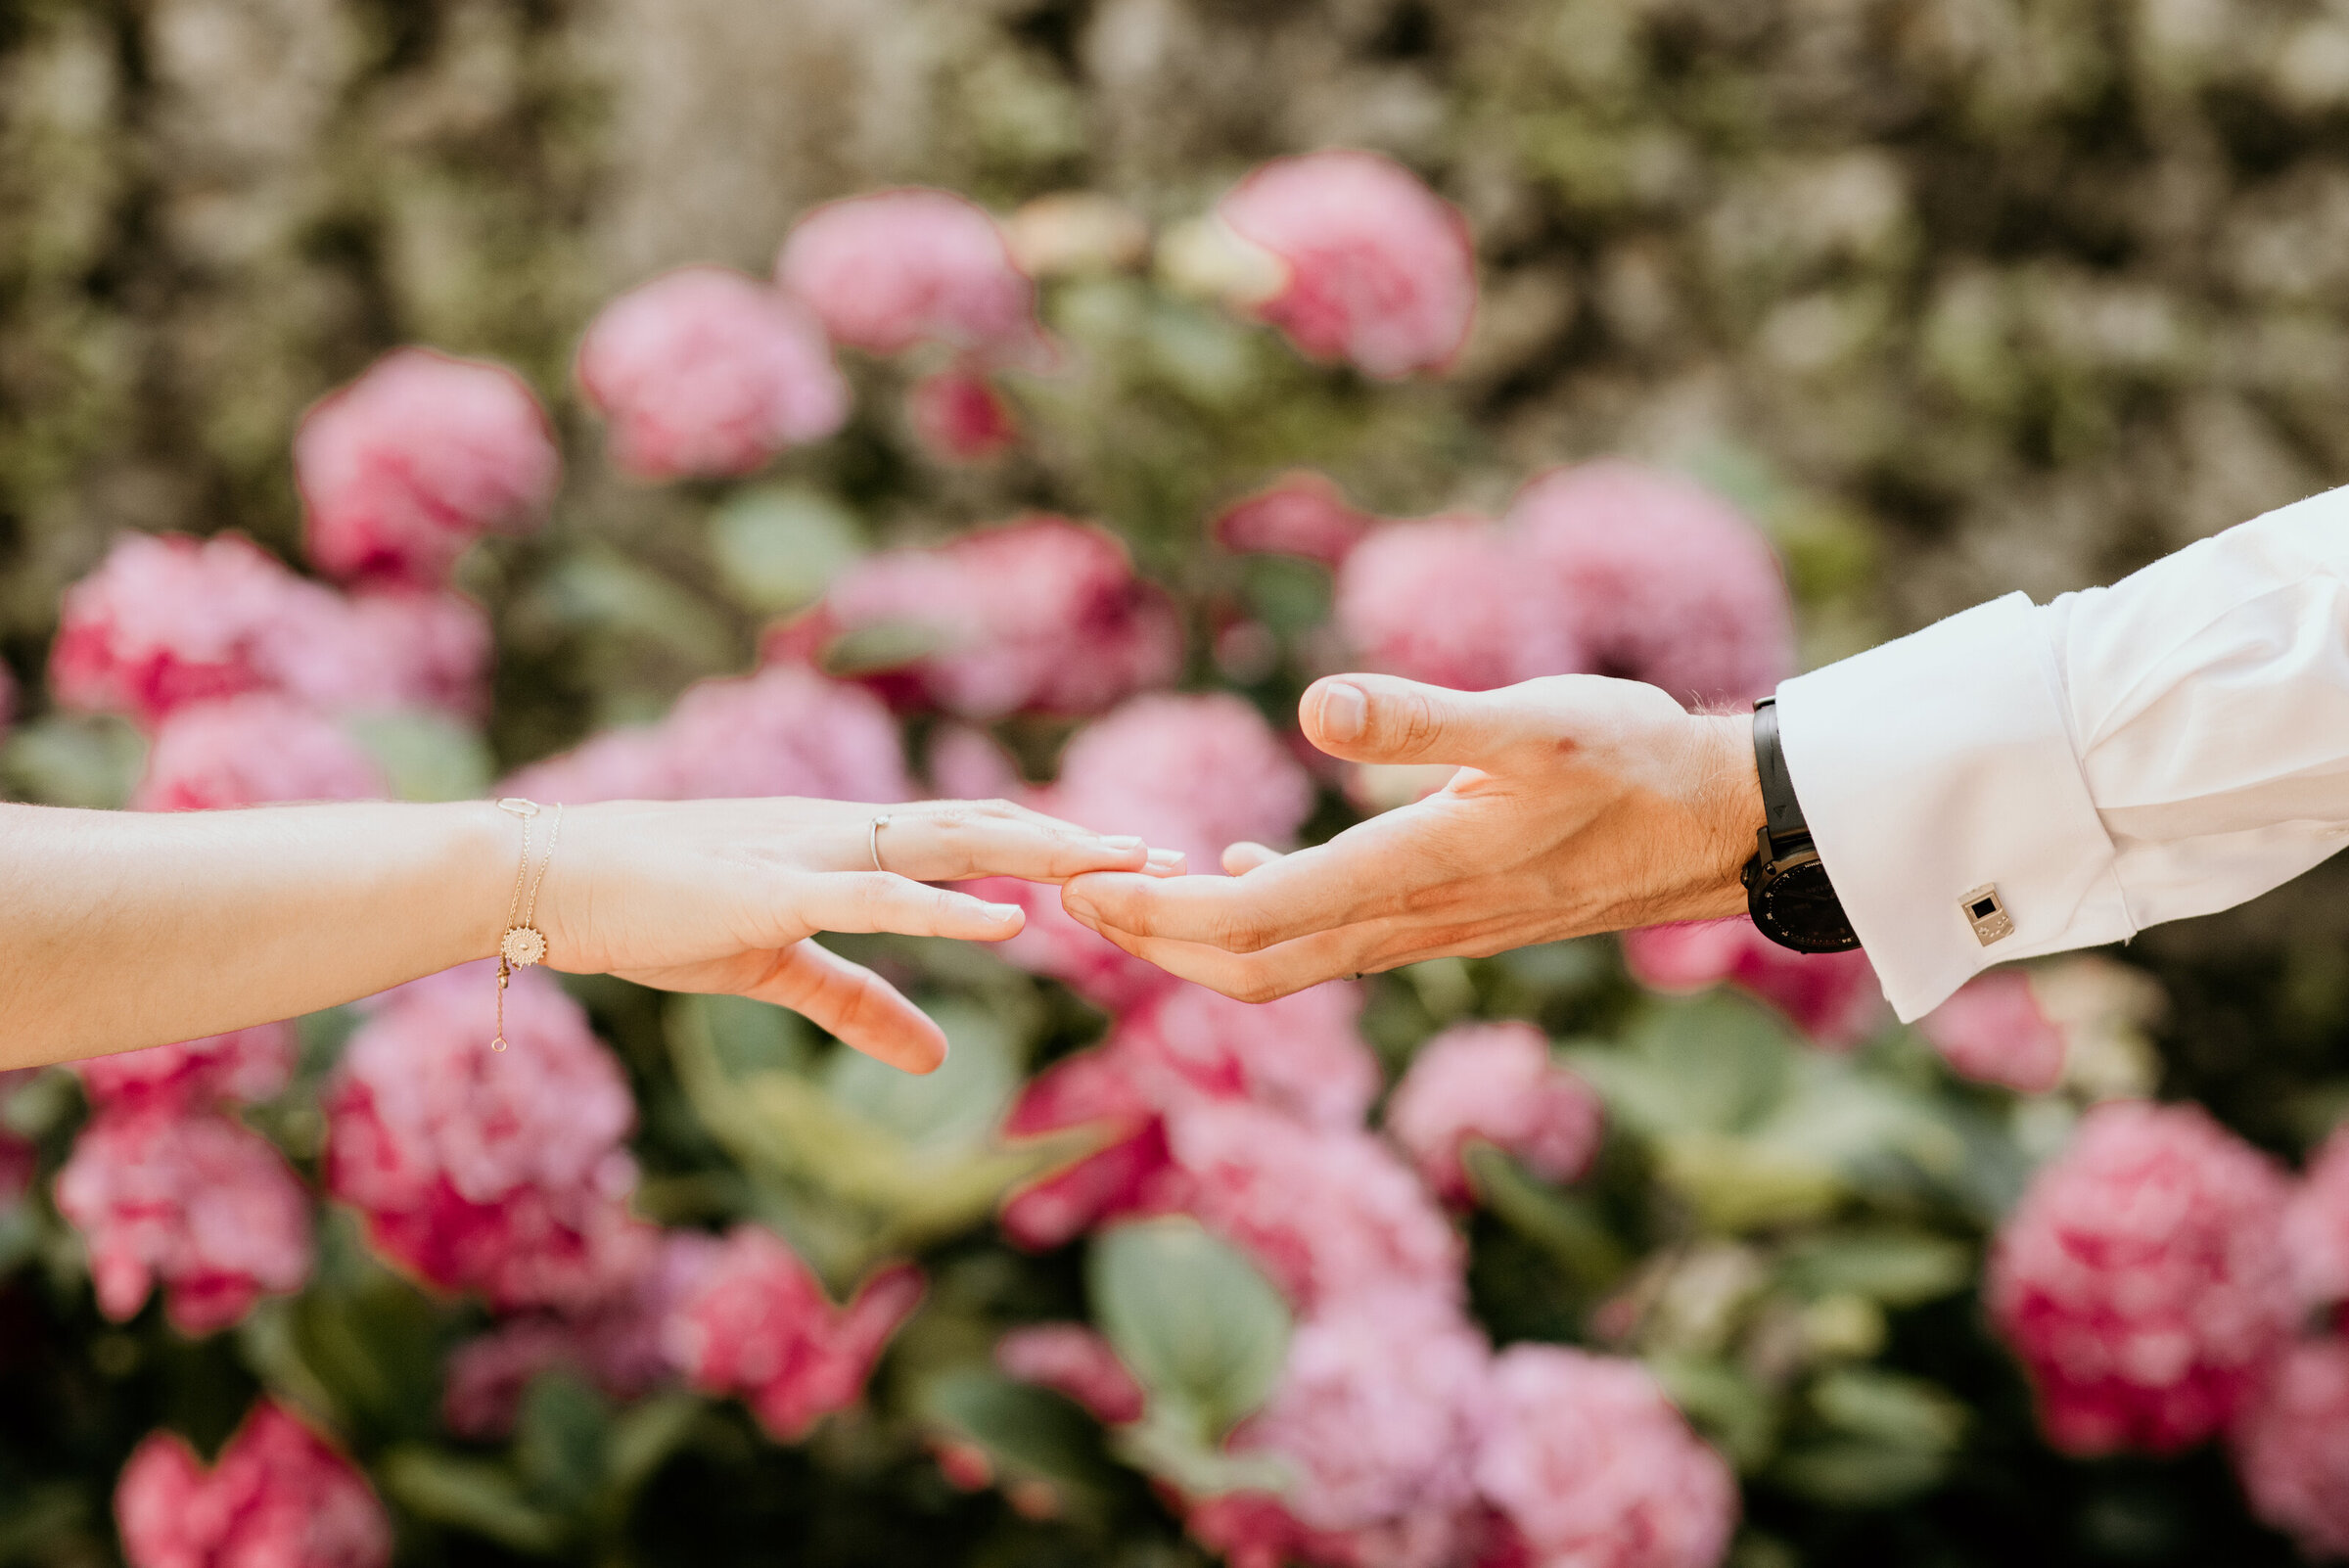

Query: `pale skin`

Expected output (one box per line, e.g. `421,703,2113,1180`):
1059,671,1770,1002
0,796,1179,1076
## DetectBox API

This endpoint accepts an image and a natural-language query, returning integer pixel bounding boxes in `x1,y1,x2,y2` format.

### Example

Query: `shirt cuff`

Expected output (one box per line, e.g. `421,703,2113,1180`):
1773,591,2137,1021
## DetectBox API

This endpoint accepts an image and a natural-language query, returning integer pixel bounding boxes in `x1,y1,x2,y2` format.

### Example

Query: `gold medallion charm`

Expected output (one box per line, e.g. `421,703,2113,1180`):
500,925,548,968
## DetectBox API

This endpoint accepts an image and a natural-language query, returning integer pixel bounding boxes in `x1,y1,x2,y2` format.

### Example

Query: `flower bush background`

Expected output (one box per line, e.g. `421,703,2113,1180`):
6,1,2349,1565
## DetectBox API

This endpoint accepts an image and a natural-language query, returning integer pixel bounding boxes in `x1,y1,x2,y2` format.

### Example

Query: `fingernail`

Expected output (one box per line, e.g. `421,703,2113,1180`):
1064,891,1098,921
1319,681,1366,742
986,902,1023,924
1102,835,1146,851
1146,848,1185,868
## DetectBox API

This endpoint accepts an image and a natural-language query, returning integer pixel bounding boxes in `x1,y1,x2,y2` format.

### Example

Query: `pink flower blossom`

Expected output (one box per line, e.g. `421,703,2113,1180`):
2230,1335,2349,1560
1214,472,1374,567
50,532,490,725
56,1104,313,1335
2283,1123,2349,1310
1218,151,1476,380
908,367,1021,461
1334,515,1580,693
1165,1101,1463,1314
1987,1099,2297,1454
782,518,1181,721
132,695,386,812
115,1398,390,1568
1508,463,1793,708
1918,971,2067,1092
577,266,849,480
504,663,911,806
324,964,656,1313
442,1230,717,1438
1114,982,1379,1130
1621,918,1884,1049
662,1223,925,1442
995,1323,1148,1425
51,532,334,725
1386,1023,1602,1205
1183,1493,1374,1568
1218,1288,1491,1568
73,1023,297,1113
776,189,1038,357
296,347,559,586
1473,1344,1738,1568
1001,1047,1172,1251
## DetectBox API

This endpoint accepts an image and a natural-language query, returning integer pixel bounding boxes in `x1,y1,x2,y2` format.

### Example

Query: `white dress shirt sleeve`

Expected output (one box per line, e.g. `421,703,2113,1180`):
1773,484,2349,1022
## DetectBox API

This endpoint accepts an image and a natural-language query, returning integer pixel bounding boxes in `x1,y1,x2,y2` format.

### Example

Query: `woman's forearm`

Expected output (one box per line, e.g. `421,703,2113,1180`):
0,800,513,1064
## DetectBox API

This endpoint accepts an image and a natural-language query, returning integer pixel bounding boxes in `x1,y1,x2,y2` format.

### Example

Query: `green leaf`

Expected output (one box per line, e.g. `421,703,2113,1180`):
1567,995,1794,1139
2,714,144,807
283,1238,446,1444
1087,1218,1291,1443
379,1447,567,1555
603,1393,703,1504
514,1371,609,1511
1461,1142,1627,1292
1647,1354,1779,1472
1770,1439,1950,1506
709,485,863,613
345,710,493,803
1653,1131,1844,1231
1808,1367,1966,1451
691,992,815,1077
921,1369,1118,1499
822,619,946,675
535,546,736,670
820,1002,1020,1154
1776,1229,1973,1307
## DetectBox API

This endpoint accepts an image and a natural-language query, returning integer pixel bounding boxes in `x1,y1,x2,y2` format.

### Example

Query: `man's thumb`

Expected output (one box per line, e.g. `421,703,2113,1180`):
1301,674,1531,766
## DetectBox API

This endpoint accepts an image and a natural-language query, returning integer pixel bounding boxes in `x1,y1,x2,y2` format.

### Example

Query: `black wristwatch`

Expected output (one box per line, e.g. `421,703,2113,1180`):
1741,697,1861,953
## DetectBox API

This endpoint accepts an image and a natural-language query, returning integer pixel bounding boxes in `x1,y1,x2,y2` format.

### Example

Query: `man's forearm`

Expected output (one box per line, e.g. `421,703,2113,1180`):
0,801,511,1063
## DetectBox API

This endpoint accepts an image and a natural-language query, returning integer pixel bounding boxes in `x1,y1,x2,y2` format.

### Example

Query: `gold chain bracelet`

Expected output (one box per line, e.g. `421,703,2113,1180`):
491,797,563,1051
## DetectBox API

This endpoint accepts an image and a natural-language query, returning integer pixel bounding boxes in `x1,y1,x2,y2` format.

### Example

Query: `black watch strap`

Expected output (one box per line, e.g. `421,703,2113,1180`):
1751,697,1806,845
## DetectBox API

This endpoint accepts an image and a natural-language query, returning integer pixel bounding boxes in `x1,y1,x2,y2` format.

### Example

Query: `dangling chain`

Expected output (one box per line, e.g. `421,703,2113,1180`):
491,798,563,1051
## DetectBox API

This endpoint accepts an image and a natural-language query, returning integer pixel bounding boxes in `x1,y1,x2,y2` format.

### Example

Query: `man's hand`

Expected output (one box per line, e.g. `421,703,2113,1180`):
1058,672,1767,1001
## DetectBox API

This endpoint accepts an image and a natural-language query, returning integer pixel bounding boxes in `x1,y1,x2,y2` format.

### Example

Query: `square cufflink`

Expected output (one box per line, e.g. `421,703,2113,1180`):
1961,884,2013,945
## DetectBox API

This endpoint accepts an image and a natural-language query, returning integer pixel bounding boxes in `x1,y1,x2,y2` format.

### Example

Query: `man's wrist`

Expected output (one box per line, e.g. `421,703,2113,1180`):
1690,713,1768,917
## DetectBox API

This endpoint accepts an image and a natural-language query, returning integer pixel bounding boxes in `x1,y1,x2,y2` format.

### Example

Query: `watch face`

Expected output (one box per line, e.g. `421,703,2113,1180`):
1754,860,1861,953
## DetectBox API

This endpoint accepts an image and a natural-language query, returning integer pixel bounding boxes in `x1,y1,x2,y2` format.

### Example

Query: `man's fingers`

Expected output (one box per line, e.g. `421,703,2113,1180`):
1062,837,1389,954
791,872,1028,941
1221,841,1283,875
753,941,947,1074
1301,673,1549,768
1078,916,1382,1003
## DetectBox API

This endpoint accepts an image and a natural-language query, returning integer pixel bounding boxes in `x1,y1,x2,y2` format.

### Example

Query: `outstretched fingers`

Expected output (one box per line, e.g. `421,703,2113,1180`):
855,800,1169,885
789,871,1030,942
753,941,947,1074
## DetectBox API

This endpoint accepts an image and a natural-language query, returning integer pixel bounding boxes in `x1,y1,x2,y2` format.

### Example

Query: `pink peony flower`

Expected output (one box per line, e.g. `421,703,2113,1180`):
661,1223,924,1442
1217,151,1477,380
504,663,911,806
1333,515,1581,694
577,266,849,480
300,588,495,717
776,189,1038,357
1987,1099,2297,1454
1165,1100,1463,1314
2230,1335,2349,1560
132,695,386,812
324,964,656,1313
908,367,1021,462
1183,1493,1373,1568
782,517,1182,722
1001,1046,1174,1251
116,1399,391,1568
296,347,559,586
995,1323,1148,1425
1473,1344,1738,1568
1386,1022,1603,1205
2283,1122,2349,1310
1918,970,2067,1092
1621,918,1885,1049
51,532,339,725
1508,462,1793,708
73,1022,297,1113
1213,472,1374,567
1217,1287,1492,1568
442,1229,717,1438
56,1104,313,1335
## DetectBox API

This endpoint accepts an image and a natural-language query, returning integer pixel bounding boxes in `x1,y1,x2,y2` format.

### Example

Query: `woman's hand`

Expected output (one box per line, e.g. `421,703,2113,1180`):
539,797,1165,1073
